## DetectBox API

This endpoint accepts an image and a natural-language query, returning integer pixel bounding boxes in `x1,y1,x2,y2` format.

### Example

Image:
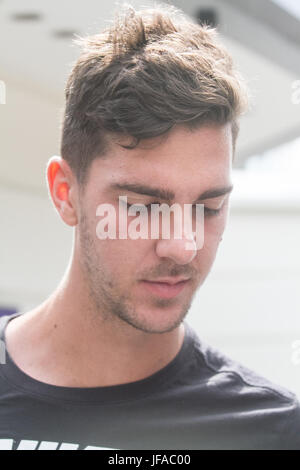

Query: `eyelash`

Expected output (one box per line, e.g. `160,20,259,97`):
125,203,222,217
203,207,222,217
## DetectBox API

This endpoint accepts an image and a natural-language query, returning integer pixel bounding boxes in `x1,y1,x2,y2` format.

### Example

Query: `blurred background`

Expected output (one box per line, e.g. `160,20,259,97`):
0,0,299,396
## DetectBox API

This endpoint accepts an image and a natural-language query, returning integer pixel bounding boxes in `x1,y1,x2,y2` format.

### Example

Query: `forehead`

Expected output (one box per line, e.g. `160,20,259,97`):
89,123,233,194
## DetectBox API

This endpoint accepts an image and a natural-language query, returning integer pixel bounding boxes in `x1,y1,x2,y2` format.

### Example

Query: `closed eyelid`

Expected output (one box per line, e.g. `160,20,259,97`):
195,194,229,205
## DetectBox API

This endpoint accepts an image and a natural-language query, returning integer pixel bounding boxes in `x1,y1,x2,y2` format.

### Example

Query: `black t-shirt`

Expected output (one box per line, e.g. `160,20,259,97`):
0,313,299,450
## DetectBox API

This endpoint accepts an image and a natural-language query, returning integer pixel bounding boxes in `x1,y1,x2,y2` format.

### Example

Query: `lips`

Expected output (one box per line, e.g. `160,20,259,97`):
144,277,190,285
140,278,190,299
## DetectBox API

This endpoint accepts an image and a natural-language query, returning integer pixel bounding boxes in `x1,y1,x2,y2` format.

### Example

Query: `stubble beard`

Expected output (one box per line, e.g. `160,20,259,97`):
78,212,195,334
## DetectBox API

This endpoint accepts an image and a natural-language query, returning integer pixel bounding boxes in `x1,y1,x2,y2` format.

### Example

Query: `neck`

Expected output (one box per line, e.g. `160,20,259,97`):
5,257,185,388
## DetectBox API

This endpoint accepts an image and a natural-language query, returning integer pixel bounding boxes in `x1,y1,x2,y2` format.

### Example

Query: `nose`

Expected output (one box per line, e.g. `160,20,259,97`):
155,209,198,264
156,236,197,264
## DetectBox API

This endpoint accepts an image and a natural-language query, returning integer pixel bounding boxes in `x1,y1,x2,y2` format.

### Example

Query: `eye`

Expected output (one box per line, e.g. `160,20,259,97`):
204,206,222,217
125,202,224,217
192,204,223,217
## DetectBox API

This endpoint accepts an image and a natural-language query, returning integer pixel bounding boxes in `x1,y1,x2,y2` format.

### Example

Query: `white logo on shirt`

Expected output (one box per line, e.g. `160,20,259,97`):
0,439,117,450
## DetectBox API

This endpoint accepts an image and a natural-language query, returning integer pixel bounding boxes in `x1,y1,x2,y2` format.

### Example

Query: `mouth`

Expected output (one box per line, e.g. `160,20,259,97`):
139,278,191,299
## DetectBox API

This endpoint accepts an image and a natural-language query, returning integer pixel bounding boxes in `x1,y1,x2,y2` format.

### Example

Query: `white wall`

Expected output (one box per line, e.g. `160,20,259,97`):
0,184,72,309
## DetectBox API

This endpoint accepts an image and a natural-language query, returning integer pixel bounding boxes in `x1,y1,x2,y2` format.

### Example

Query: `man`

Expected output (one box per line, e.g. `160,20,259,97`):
0,4,299,450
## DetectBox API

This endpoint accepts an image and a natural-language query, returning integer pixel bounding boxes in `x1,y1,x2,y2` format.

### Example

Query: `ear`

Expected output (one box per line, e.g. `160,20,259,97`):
46,156,78,226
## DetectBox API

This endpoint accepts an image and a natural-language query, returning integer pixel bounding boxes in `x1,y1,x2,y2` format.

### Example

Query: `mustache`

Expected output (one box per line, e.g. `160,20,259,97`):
139,265,197,280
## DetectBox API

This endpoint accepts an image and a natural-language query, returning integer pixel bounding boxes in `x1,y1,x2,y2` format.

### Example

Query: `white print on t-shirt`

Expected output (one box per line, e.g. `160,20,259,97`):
0,438,117,450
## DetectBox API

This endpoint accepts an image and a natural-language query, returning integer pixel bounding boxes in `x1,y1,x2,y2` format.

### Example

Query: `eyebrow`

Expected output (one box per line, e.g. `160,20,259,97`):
110,182,234,203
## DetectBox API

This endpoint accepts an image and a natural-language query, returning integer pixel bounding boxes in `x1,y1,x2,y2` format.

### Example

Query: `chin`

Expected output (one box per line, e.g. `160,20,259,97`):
129,302,190,334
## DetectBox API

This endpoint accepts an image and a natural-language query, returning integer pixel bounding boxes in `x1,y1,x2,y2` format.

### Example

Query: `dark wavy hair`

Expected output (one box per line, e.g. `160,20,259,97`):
60,3,248,185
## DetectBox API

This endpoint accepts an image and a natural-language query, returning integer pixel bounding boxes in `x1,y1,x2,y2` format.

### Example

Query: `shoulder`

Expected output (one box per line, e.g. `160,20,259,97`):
185,323,300,448
185,323,297,402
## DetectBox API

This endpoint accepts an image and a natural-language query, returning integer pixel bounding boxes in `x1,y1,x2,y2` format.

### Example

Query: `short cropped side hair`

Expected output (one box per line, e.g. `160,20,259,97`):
61,3,249,185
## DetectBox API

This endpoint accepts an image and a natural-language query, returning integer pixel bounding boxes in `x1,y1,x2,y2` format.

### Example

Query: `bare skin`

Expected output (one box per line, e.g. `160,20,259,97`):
4,123,233,387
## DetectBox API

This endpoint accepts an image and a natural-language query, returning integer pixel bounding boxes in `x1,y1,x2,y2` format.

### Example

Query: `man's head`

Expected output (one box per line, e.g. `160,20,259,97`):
47,4,248,334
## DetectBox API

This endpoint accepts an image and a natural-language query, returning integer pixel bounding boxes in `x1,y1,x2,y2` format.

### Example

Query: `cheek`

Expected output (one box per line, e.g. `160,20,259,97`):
94,203,154,269
204,203,229,239
95,237,148,279
198,211,228,255
205,215,226,237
